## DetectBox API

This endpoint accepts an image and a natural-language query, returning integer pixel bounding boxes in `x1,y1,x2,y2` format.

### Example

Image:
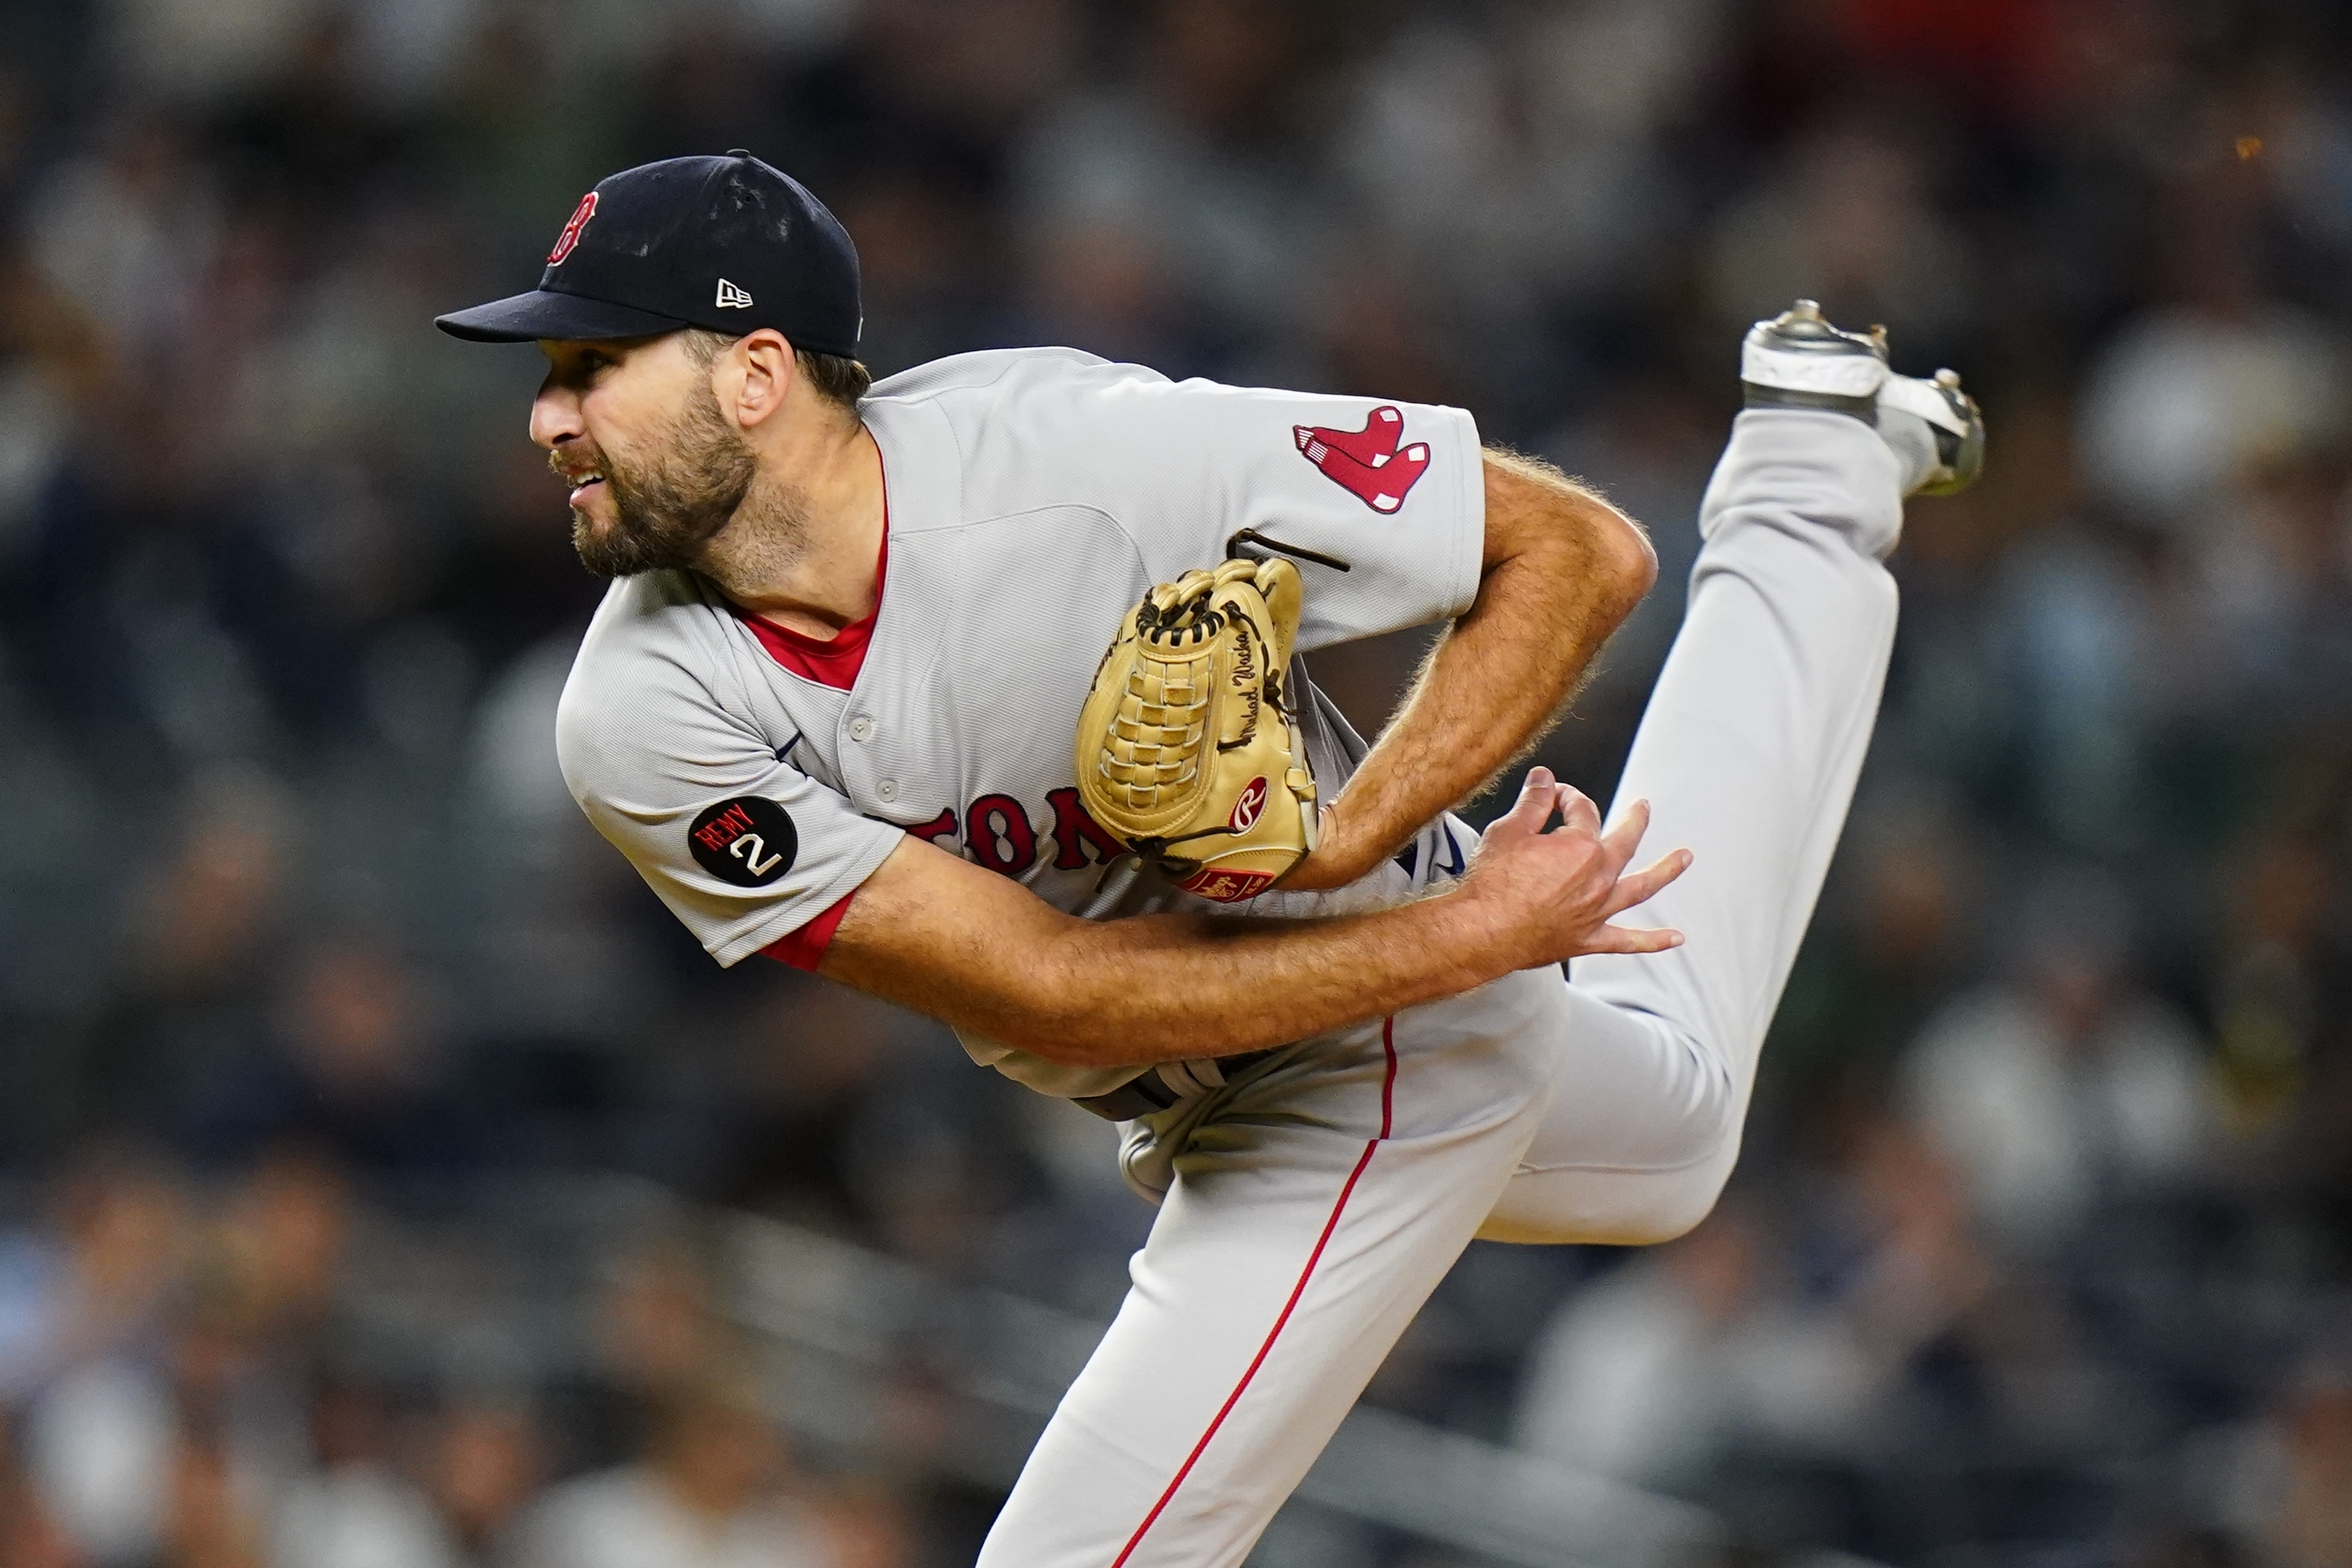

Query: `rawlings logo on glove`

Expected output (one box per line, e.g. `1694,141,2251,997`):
1075,558,1318,902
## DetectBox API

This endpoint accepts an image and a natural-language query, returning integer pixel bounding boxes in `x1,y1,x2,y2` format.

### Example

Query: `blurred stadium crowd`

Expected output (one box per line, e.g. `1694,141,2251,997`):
1,0,2351,1563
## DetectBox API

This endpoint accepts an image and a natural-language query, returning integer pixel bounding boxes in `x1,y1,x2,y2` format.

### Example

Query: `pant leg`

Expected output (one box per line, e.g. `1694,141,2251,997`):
1483,409,1903,1246
981,969,1562,1568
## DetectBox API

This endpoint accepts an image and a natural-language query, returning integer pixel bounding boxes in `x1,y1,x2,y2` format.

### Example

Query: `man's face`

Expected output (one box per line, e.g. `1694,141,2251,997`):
530,334,757,577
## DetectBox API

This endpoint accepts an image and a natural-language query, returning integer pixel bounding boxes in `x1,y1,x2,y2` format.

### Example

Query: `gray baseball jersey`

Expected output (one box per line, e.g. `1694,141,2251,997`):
555,347,1486,1099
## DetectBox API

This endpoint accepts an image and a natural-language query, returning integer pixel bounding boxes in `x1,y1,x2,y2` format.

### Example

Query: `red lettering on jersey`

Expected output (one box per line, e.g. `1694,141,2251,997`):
1046,788,1126,870
965,794,1038,876
905,808,958,845
1294,406,1430,514
548,191,598,264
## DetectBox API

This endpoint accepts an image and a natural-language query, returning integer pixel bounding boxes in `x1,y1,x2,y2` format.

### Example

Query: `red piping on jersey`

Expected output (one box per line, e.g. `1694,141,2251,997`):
1109,1017,1400,1568
761,889,854,971
748,461,892,968
733,471,890,692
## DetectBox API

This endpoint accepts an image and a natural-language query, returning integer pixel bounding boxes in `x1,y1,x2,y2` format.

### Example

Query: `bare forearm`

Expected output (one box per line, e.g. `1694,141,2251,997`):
831,880,1499,1067
823,770,1689,1070
1027,897,1510,1062
1306,451,1655,882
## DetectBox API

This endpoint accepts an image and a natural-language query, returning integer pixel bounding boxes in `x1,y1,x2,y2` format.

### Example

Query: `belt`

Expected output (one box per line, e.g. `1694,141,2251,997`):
1072,1047,1285,1122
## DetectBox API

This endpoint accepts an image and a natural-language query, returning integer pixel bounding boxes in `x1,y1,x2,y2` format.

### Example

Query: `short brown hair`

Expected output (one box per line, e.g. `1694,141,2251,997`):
679,328,870,413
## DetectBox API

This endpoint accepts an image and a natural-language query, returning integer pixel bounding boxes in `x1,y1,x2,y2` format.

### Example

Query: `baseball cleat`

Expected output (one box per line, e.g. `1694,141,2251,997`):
1877,366,1985,496
1740,298,1889,418
1742,299,1986,497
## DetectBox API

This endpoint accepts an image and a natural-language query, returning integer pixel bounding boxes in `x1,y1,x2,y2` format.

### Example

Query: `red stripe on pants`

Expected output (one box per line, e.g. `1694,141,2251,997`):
1110,1018,1400,1567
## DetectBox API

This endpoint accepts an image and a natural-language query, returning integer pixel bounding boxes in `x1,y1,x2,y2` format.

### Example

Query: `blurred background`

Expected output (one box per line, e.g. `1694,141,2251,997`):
1,0,2350,1564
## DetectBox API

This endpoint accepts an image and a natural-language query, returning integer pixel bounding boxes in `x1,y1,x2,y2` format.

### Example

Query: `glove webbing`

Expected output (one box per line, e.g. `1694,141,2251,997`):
1104,649,1212,810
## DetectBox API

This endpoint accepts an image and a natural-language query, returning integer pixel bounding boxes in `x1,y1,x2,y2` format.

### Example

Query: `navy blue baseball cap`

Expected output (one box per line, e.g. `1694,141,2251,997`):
435,151,862,356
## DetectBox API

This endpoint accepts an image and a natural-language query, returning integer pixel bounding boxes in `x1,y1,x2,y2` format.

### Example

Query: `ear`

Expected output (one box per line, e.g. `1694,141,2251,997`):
719,328,797,431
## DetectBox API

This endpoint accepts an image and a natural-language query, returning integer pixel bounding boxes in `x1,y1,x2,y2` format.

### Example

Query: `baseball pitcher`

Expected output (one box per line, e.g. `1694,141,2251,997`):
438,152,1981,1567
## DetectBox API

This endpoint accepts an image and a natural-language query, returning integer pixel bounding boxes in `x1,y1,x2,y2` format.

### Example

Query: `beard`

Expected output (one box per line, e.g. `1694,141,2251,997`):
565,381,758,578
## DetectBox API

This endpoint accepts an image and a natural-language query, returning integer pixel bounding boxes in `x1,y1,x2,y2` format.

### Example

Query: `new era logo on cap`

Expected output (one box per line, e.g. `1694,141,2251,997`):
716,278,754,309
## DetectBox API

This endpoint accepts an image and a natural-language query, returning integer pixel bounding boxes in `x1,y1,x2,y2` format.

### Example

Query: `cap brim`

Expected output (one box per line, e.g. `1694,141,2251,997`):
434,288,688,343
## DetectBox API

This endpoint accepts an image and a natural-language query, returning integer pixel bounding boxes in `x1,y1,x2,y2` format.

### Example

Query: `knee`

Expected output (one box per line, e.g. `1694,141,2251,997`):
1598,1055,1746,1245
1586,1142,1740,1247
1609,1150,1737,1246
1479,1129,1742,1247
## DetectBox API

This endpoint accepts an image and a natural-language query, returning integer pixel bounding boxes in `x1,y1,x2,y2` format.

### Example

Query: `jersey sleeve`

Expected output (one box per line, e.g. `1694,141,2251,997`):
555,629,901,969
1003,361,1487,650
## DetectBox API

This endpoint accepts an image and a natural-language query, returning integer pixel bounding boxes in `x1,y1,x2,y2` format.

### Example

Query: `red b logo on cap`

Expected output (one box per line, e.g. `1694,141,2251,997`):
548,192,598,265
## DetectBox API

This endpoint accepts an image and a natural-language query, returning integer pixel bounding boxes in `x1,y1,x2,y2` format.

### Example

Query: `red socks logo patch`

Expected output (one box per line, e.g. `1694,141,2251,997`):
1294,406,1429,513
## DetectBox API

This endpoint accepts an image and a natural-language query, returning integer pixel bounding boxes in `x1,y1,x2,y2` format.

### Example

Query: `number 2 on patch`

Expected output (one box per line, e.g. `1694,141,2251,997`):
731,833,783,877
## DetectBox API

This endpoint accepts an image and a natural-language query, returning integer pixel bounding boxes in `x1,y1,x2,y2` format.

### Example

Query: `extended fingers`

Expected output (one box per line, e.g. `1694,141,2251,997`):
1581,920,1685,954
1596,798,1651,873
1600,847,1693,917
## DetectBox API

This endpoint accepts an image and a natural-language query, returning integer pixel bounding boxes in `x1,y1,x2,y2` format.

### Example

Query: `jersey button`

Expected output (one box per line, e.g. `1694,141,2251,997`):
848,716,874,741
876,780,899,802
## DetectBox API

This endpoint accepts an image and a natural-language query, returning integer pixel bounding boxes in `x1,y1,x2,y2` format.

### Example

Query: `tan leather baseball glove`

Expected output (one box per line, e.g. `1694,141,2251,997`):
1074,558,1318,902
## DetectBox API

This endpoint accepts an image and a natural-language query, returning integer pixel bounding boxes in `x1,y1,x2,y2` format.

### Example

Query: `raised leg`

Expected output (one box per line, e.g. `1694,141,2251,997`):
1483,405,1906,1244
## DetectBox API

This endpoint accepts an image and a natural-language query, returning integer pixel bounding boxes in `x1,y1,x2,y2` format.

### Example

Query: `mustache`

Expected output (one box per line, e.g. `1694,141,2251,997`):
549,446,607,485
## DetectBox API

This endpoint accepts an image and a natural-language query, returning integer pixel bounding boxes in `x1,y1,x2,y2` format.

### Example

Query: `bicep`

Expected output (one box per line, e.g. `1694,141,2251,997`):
1478,448,1657,598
